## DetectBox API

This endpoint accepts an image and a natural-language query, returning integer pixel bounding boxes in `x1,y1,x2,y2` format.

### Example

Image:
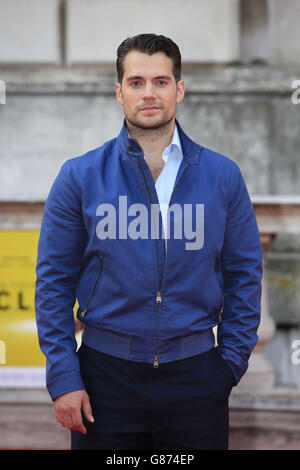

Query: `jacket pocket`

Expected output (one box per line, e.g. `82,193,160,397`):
79,255,104,319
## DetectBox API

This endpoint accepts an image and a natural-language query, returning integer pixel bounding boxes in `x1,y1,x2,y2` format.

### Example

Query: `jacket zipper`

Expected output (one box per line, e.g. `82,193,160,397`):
153,163,189,367
153,290,162,368
138,158,189,368
156,163,189,304
138,158,161,367
79,257,104,319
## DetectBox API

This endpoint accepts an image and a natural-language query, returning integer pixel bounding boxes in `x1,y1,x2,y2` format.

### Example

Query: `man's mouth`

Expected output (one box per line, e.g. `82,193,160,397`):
139,106,161,111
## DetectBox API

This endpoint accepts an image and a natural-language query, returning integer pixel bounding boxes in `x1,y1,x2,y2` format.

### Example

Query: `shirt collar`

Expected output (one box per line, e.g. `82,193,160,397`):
126,123,183,162
161,123,183,163
119,118,202,166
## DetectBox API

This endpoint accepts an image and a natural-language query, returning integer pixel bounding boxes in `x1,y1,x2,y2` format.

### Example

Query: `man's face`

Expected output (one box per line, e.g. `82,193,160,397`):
115,50,185,130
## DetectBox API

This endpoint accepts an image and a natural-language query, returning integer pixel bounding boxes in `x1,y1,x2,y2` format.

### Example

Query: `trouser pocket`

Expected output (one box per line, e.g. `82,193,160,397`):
213,347,235,392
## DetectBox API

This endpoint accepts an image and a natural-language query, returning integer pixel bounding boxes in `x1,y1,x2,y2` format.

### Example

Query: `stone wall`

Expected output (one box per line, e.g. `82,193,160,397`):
1,0,300,201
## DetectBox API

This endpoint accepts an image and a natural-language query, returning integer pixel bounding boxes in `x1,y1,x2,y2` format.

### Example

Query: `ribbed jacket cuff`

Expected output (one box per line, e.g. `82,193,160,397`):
48,372,85,401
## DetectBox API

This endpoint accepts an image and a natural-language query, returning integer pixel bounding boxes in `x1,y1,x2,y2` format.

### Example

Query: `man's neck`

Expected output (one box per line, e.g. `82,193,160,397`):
126,118,175,162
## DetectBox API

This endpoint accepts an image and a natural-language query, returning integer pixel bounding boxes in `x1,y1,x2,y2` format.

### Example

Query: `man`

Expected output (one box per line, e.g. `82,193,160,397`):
35,34,263,450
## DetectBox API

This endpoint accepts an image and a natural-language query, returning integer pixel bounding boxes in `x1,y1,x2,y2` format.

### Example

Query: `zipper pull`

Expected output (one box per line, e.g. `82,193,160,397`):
80,307,88,319
156,291,162,303
153,354,159,368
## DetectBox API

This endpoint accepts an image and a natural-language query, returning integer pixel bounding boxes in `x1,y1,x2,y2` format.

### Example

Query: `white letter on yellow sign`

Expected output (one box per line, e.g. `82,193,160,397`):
0,341,6,364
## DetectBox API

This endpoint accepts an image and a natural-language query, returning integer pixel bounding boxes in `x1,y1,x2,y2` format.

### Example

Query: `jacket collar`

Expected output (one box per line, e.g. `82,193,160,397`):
117,118,203,165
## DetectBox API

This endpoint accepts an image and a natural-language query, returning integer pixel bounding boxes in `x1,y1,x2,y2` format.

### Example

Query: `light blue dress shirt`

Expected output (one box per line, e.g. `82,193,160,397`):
144,123,183,250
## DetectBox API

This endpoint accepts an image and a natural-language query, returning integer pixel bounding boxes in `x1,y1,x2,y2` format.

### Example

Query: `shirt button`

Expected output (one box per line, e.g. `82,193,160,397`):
127,145,133,152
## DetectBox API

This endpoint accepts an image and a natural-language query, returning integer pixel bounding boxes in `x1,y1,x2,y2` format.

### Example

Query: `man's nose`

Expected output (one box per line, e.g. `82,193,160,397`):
142,82,156,101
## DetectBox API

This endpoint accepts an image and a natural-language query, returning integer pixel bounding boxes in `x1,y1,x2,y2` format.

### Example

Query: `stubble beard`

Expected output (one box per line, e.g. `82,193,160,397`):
125,112,175,139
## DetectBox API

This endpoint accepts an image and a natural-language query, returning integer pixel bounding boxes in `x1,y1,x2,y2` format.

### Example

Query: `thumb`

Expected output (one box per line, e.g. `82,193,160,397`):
82,392,94,423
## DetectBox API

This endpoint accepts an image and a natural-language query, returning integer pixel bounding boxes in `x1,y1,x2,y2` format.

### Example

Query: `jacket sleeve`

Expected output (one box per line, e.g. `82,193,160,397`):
217,163,263,385
35,160,86,400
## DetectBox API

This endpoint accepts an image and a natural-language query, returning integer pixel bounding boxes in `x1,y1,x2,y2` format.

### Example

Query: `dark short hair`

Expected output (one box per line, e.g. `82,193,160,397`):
116,33,181,84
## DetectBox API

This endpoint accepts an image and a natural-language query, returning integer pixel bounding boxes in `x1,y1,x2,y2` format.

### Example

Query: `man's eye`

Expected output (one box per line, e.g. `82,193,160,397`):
131,81,142,87
157,80,168,86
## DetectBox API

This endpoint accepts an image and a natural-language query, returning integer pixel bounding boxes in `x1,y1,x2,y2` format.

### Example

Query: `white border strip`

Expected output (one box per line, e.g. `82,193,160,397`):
0,367,46,388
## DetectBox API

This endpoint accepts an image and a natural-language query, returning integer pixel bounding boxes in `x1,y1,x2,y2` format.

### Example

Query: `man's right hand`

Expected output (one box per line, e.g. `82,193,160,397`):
54,389,94,435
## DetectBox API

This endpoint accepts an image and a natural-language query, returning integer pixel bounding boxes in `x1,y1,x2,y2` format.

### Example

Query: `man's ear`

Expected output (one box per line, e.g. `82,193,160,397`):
176,80,185,104
115,82,123,106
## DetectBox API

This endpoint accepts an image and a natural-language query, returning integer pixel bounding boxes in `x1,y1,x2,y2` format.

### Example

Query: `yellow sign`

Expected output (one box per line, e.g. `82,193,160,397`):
0,230,45,367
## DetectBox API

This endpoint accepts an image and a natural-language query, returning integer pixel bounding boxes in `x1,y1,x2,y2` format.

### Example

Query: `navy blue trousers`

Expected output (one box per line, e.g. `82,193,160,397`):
71,344,235,450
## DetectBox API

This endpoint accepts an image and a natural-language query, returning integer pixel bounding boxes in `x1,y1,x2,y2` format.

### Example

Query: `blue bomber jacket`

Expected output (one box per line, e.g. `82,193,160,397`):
35,120,263,400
